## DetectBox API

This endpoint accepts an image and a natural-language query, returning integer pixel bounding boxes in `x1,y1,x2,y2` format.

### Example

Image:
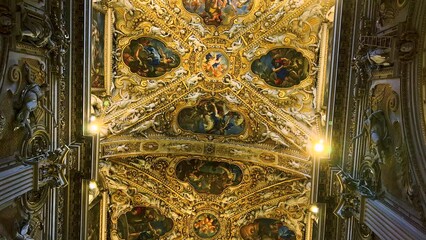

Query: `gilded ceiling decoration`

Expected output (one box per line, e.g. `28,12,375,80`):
92,0,335,239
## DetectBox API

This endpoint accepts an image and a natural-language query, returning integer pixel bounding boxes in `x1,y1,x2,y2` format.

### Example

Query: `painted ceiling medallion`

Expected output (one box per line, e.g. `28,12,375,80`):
118,206,173,240
183,0,254,26
240,218,296,240
123,37,180,77
202,51,229,78
175,158,243,194
193,213,220,238
251,48,309,88
178,99,245,135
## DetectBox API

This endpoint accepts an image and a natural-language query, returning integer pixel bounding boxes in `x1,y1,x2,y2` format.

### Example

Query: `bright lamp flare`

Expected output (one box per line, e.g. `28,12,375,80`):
88,123,99,133
310,205,319,214
314,139,325,153
89,181,97,190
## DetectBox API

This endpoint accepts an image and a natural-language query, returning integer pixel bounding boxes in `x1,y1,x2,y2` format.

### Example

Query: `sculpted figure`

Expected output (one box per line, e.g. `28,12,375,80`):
15,79,51,136
226,38,243,53
367,48,391,67
188,35,206,52
189,16,211,36
353,108,388,162
243,45,259,61
260,124,290,148
19,5,54,48
173,39,189,56
223,23,244,38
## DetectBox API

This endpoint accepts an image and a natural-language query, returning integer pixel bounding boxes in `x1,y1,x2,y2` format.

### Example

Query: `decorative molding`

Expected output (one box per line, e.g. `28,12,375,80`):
0,5,14,36
334,170,375,220
0,164,33,207
364,199,426,240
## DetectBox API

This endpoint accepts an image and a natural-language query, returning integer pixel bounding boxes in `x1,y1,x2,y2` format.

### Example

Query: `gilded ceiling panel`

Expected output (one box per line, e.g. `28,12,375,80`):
92,0,335,239
100,155,309,239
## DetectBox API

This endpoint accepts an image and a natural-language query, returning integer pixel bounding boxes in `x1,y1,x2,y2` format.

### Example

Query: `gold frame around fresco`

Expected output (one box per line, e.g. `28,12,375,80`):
91,3,112,95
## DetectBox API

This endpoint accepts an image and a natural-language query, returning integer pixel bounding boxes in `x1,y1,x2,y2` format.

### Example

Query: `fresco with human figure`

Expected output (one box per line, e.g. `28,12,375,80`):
117,206,173,240
91,8,105,89
251,48,309,88
202,51,228,78
178,99,245,135
240,218,296,240
176,159,243,194
122,37,180,77
183,0,254,26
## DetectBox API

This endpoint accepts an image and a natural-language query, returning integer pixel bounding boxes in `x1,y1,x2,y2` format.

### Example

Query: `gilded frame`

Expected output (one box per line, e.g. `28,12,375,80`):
91,3,112,95
87,194,103,240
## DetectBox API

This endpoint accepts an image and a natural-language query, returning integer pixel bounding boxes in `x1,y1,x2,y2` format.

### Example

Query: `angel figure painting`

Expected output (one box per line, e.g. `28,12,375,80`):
183,0,254,26
240,218,296,240
123,37,180,77
202,51,228,78
117,207,173,240
251,48,309,88
177,99,245,135
176,159,243,194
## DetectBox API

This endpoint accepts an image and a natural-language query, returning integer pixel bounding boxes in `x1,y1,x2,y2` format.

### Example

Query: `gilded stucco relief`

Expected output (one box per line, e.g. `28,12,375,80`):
100,156,310,239
92,0,335,239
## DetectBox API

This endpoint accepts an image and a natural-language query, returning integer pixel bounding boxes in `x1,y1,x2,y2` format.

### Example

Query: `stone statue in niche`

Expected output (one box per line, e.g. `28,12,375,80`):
353,108,389,163
351,53,370,98
340,171,376,198
375,1,395,28
15,220,33,240
366,48,392,67
18,4,54,48
14,63,52,137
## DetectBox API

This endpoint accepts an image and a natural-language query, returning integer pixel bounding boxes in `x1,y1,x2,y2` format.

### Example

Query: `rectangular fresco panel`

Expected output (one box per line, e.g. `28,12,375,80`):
91,5,112,94
87,197,101,240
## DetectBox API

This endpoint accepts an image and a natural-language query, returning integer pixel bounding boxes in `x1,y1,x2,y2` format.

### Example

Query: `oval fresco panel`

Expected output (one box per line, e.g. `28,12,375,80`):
183,0,254,26
178,99,245,135
251,48,309,88
240,218,296,240
117,206,173,240
193,213,220,238
176,159,243,194
122,37,180,77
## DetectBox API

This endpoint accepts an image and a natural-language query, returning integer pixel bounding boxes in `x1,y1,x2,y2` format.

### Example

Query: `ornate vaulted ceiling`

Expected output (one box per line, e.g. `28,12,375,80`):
91,0,335,239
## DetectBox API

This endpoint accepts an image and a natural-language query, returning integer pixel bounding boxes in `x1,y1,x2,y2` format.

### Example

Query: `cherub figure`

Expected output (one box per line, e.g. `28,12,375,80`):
14,81,51,137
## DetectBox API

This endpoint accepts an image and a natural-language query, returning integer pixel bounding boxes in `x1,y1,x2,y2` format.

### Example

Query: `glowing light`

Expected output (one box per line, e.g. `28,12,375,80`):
314,139,325,153
90,115,97,122
310,205,319,214
89,181,97,190
88,123,99,133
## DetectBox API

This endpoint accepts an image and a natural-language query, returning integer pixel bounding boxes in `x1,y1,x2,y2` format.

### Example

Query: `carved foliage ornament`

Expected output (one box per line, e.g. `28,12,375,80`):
334,171,376,220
